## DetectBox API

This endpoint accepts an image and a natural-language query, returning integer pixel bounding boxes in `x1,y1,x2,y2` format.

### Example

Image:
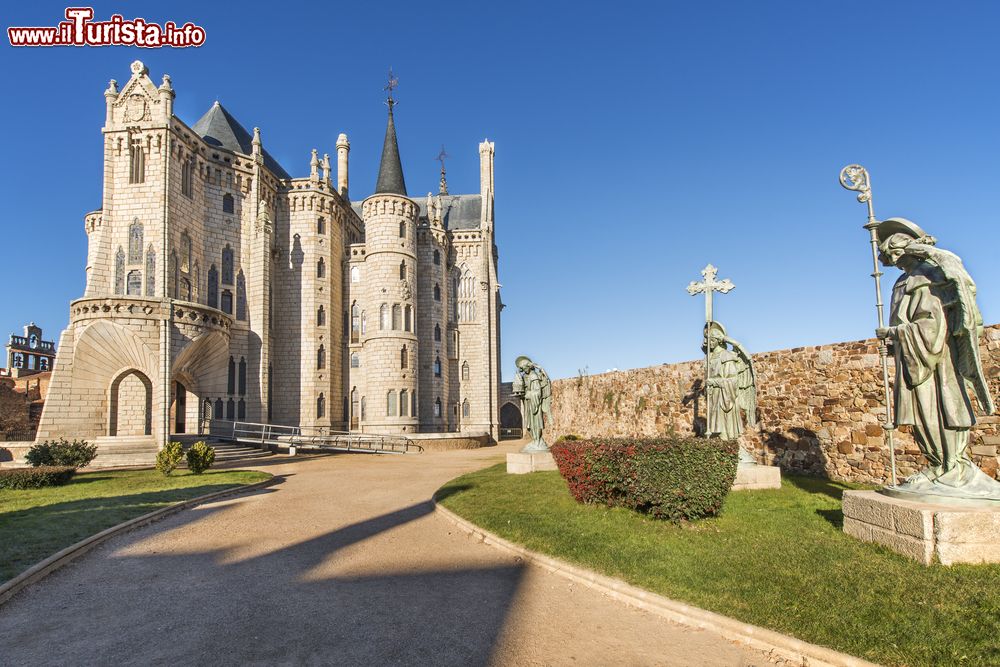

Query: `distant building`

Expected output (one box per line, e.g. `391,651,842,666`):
3,323,56,378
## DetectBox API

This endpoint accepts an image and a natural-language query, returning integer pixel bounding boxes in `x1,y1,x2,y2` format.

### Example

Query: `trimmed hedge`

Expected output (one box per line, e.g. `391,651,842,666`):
0,466,77,490
156,442,184,476
25,438,97,469
551,437,738,522
185,441,215,474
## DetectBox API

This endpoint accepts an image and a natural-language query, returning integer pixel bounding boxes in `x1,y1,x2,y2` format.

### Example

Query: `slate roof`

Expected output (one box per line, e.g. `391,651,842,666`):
374,109,407,195
350,194,482,231
191,102,291,179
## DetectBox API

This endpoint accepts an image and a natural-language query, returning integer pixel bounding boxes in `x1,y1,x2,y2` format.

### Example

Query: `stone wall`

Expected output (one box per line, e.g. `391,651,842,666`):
549,325,1000,485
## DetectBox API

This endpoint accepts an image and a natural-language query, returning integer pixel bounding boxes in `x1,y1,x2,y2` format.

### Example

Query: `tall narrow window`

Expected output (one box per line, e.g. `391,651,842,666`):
317,305,326,326
317,393,325,418
462,399,470,418
433,249,440,265
145,247,156,296
221,290,233,314
387,390,397,417
401,345,408,369
129,136,145,184
380,304,389,330
434,283,440,301
180,231,191,272
351,388,359,427
400,389,409,417
215,397,224,420
236,271,247,321
404,305,412,332
227,398,235,420
350,352,360,368
208,265,219,308
361,312,367,334
114,247,125,295
398,221,405,238
228,357,236,394
181,158,194,197
317,257,325,279
399,261,406,280
128,219,144,264
412,391,416,417
317,345,326,370
434,323,441,342
238,398,246,419
222,245,234,284
351,303,360,343
462,361,470,381
350,266,359,283
127,270,142,296
434,398,442,418
223,193,234,214
434,356,442,377
392,304,401,330
361,396,366,421
171,251,180,298
317,217,326,234
238,357,247,395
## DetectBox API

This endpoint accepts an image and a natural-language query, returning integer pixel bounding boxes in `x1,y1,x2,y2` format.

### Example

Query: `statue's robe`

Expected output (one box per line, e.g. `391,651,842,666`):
514,370,544,445
707,348,742,440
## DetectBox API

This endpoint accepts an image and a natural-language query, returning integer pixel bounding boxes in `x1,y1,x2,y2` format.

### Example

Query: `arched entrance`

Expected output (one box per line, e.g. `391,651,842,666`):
109,369,153,436
499,401,522,440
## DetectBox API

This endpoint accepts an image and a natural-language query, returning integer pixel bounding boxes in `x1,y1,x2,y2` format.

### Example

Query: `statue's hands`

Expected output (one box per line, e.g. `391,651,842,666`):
875,327,896,340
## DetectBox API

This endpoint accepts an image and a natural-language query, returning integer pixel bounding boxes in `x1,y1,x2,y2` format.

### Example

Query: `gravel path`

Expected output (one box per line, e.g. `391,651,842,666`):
0,443,764,666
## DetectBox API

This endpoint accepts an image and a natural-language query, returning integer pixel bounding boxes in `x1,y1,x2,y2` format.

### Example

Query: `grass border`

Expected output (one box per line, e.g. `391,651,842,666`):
0,474,278,607
432,489,879,667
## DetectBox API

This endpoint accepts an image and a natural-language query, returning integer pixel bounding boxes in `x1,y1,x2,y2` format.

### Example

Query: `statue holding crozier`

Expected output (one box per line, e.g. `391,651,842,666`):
512,356,552,452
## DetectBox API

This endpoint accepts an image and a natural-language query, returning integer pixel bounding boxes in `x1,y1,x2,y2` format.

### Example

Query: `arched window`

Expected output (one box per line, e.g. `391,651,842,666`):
462,399,470,418
12,353,23,368
129,136,145,184
114,247,125,295
434,324,441,342
350,352,360,368
317,257,325,279
351,387,359,427
434,283,440,301
404,305,412,332
208,265,219,308
145,246,156,296
238,357,247,395
128,219,143,263
350,266,360,283
400,345,408,369
434,356,442,377
380,304,389,330
434,398,442,417
215,398,224,420
180,231,191,272
221,290,233,314
400,389,409,417
317,393,325,418
228,356,236,394
227,398,236,420
181,278,192,301
181,158,194,197
361,396,366,421
223,193,234,214
127,270,142,296
462,361,470,381
236,271,246,320
317,305,326,326
317,217,326,235
317,345,326,370
433,249,440,265
238,398,246,419
387,390,397,417
222,245,234,284
398,221,405,238
351,303,360,343
399,260,406,281
392,304,401,330
459,267,476,322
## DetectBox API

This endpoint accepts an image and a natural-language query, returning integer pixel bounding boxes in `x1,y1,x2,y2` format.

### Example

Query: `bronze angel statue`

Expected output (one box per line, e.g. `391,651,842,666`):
875,218,999,501
512,355,553,452
703,322,758,464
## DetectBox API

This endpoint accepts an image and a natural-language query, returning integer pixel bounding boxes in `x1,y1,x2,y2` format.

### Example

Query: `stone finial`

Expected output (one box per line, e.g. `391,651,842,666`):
336,133,350,199
252,127,262,153
322,153,331,185
130,60,148,76
158,74,173,93
310,149,319,181
105,79,119,97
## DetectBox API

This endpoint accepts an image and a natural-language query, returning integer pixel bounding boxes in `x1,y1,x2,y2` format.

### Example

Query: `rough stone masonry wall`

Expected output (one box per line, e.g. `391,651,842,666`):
549,325,1000,485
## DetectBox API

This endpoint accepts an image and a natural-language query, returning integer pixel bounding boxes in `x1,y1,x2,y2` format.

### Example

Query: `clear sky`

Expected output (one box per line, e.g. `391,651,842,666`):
2,1,998,382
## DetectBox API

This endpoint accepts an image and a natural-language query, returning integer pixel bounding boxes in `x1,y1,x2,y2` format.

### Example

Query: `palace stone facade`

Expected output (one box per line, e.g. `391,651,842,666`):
36,61,503,459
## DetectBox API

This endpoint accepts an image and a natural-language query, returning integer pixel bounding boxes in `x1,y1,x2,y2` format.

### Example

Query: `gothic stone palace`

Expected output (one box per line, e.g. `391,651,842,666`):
36,61,503,458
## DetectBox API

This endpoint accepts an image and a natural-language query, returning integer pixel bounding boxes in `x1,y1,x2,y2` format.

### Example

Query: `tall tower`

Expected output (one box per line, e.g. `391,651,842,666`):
357,79,419,433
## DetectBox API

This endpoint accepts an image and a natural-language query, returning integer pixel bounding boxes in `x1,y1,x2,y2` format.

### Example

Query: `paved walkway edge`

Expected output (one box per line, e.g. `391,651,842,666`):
0,475,278,607
433,497,880,667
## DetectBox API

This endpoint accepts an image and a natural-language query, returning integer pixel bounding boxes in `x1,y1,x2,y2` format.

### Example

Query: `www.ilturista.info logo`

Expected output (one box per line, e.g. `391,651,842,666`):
8,8,206,48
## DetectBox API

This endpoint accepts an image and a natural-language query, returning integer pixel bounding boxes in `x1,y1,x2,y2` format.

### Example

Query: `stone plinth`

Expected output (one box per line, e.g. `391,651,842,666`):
732,464,781,490
843,490,1000,565
507,451,557,474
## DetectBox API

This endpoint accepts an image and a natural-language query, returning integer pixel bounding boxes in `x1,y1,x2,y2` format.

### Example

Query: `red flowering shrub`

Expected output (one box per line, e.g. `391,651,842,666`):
550,437,738,522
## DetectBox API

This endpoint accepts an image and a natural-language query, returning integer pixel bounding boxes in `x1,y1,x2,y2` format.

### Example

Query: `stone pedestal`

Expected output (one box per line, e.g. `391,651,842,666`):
842,490,1000,565
507,451,558,474
731,464,781,490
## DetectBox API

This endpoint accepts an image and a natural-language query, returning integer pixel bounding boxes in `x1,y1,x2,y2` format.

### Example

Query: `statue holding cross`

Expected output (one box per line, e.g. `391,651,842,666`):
687,265,758,463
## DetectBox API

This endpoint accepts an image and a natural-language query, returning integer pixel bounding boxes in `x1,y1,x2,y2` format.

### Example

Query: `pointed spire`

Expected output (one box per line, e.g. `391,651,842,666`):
310,148,319,181
436,145,449,195
374,70,407,195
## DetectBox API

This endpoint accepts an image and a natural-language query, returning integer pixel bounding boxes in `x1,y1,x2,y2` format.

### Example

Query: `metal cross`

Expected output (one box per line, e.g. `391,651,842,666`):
686,264,734,323
436,145,449,170
384,68,399,110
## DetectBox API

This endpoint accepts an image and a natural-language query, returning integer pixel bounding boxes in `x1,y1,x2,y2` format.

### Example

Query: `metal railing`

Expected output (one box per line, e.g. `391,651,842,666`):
217,420,421,454
1,428,37,442
499,427,523,440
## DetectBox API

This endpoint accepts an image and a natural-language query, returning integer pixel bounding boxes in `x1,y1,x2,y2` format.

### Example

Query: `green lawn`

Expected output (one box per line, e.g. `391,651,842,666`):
0,469,271,583
438,464,1000,667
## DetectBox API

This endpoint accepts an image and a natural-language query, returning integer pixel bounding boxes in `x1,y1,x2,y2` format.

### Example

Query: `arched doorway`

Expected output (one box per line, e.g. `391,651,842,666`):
174,381,188,433
500,402,522,440
109,369,153,436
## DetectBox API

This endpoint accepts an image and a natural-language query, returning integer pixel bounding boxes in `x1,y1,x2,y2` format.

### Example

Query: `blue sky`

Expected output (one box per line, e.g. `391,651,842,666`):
2,1,998,381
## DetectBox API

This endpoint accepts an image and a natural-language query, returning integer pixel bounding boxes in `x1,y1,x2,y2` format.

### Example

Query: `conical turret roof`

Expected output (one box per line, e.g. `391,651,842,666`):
374,108,407,196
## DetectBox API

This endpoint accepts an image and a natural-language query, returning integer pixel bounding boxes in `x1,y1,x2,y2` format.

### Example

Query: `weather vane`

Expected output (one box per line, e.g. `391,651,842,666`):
436,145,449,195
384,67,399,111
